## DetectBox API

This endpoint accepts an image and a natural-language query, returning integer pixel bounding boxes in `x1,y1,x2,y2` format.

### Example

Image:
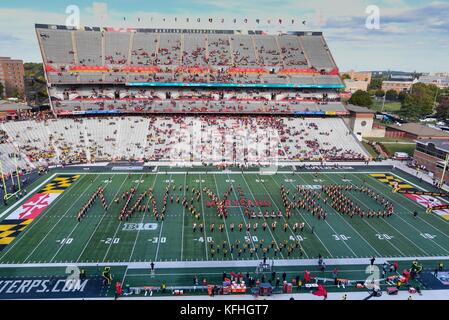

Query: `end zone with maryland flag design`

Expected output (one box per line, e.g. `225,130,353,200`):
0,175,80,251
370,173,449,221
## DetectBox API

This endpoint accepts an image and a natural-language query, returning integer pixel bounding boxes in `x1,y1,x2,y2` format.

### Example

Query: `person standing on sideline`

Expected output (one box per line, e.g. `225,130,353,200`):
193,275,199,286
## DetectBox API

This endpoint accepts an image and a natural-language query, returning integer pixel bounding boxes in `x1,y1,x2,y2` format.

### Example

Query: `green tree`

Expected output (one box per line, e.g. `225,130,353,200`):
385,89,398,101
341,73,351,80
399,95,424,121
368,77,383,90
0,82,4,99
436,95,449,119
374,89,385,98
398,91,407,103
348,90,373,107
398,83,438,120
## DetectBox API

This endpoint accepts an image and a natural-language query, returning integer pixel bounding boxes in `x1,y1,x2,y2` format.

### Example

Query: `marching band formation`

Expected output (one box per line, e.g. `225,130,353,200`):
76,177,395,258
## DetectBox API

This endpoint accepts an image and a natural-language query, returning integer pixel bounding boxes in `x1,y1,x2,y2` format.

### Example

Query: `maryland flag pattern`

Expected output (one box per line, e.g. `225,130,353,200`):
0,174,80,252
369,173,415,191
369,173,449,221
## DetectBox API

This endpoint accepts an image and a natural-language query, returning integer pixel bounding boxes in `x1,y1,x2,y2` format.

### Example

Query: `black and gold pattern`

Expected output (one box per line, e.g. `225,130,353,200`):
369,173,416,190
39,174,81,194
0,219,33,250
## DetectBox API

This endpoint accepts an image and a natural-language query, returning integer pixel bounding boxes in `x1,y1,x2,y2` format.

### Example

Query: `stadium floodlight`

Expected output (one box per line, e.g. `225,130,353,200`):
438,153,449,189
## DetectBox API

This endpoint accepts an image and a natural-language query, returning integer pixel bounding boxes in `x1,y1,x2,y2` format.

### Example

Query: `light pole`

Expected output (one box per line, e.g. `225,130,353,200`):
439,153,449,189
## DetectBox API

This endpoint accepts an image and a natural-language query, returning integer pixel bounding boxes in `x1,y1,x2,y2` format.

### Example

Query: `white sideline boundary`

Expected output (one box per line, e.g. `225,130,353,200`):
45,171,394,175
0,256,447,269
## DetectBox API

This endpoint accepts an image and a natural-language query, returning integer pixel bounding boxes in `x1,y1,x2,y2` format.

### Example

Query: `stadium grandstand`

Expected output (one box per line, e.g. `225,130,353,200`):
0,25,369,173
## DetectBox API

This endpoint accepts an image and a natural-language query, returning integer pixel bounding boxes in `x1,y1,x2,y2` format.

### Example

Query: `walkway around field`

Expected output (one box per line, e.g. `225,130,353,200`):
0,256,448,269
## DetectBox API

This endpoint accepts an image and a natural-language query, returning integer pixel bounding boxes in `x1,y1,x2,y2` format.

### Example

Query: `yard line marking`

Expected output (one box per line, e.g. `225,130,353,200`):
269,174,333,258
102,173,145,262
289,173,382,257
259,175,312,259
48,176,115,263
198,174,209,260
0,174,87,263
212,174,234,260
367,172,449,236
128,174,159,262
180,173,187,261
225,173,259,260
75,174,127,262
240,173,285,259
24,174,101,263
334,173,433,256
154,174,172,262
324,173,409,257
283,173,381,257
353,174,449,255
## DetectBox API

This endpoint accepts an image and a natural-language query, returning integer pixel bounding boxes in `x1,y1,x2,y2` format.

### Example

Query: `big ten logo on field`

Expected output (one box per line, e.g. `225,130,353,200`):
298,185,322,190
122,223,158,231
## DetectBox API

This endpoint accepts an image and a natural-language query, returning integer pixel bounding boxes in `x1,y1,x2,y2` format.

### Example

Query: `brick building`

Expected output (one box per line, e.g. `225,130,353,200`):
385,123,449,140
0,57,25,98
414,140,449,184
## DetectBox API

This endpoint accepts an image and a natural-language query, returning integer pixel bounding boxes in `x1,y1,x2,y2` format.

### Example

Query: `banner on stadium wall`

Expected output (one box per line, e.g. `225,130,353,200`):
0,175,80,252
83,110,121,115
57,110,122,115
397,190,449,197
57,110,74,115
126,82,345,89
369,173,449,220
0,276,105,299
428,204,449,210
294,111,325,116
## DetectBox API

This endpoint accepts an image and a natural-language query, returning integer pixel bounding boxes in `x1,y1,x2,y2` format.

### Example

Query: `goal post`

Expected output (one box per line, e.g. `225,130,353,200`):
0,156,22,200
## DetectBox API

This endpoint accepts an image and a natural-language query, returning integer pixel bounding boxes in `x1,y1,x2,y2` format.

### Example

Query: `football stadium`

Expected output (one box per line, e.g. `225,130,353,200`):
0,14,448,302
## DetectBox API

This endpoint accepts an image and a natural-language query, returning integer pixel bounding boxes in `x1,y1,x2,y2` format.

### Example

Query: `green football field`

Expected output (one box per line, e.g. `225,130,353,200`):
1,167,449,269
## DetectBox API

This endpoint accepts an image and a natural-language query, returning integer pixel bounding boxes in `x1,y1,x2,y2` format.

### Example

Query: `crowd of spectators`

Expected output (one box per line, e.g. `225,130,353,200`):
0,115,368,169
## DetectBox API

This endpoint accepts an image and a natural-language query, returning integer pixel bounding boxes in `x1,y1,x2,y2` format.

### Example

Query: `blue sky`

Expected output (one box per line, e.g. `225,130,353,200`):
0,0,448,73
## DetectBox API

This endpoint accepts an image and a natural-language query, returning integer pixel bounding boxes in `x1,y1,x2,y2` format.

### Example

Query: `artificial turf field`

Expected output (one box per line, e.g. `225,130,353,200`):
1,167,449,269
